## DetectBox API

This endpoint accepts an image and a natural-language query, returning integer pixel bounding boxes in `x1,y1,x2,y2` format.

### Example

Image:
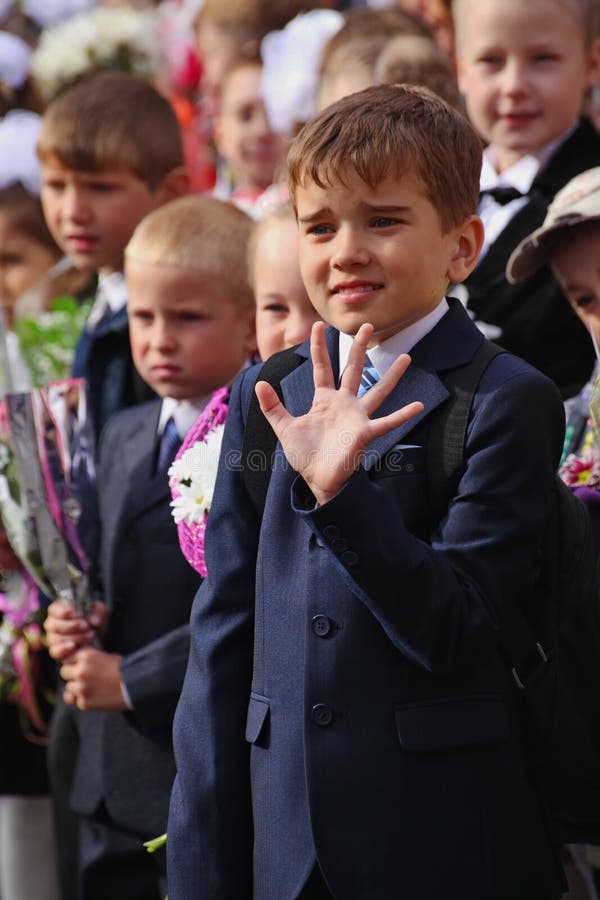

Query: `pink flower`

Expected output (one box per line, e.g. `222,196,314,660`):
559,450,600,489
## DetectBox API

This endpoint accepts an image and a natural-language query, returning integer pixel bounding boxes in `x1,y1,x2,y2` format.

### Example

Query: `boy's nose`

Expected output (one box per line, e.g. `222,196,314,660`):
151,321,177,350
62,188,92,223
499,58,529,96
330,228,370,270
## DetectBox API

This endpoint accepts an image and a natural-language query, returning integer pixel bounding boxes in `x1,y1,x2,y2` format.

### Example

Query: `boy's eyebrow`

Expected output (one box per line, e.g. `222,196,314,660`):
297,207,332,224
297,203,411,223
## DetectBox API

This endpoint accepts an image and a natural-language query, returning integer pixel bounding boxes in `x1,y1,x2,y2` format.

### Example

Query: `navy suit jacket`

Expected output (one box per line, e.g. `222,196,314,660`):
69,399,201,837
73,305,154,440
168,302,566,899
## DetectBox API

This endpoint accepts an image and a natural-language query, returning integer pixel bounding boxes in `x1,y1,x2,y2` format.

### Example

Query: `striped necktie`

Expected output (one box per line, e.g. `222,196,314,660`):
357,356,380,398
156,417,181,472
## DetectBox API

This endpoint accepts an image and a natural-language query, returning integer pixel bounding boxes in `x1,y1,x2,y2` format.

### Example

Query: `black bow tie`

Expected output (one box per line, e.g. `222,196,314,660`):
480,186,524,205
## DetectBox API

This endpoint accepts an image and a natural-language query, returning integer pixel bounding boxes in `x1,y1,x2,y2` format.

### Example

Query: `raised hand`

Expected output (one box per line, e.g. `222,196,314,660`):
255,321,424,506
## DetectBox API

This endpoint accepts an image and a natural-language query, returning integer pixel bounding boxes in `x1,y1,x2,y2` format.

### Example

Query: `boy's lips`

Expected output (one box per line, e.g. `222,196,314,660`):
65,234,98,252
150,363,182,379
330,281,383,303
499,111,538,128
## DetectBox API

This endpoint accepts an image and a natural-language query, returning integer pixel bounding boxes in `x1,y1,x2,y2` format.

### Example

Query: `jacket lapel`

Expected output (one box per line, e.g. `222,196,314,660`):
279,301,484,471
118,404,173,525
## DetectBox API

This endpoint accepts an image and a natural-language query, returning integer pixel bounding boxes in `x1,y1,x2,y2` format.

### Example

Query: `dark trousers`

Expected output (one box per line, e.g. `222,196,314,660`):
47,696,81,900
79,809,165,900
297,866,335,899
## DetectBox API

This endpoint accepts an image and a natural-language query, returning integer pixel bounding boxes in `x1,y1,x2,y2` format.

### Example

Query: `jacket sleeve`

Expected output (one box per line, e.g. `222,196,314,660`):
167,367,260,900
293,359,565,674
119,624,190,731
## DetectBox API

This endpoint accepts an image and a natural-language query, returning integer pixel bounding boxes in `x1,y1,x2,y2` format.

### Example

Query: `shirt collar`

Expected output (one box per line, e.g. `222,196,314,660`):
338,297,449,379
97,271,128,314
480,123,577,193
157,396,213,438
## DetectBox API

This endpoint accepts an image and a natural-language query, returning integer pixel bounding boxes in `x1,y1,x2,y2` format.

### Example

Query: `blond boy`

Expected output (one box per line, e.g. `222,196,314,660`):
453,0,600,398
44,195,255,900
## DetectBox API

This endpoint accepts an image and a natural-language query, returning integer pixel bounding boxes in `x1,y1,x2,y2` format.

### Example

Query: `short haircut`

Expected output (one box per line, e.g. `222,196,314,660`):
287,83,482,232
375,35,460,109
453,0,599,50
37,71,183,189
247,198,295,285
319,7,433,80
196,0,322,56
125,195,255,314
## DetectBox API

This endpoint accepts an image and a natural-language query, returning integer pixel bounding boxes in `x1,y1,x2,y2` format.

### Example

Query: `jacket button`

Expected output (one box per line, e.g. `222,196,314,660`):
331,537,348,554
311,703,334,727
341,550,358,567
323,524,340,541
312,615,332,637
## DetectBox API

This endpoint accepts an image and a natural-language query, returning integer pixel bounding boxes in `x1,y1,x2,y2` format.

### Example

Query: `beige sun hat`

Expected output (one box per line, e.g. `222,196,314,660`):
506,166,600,284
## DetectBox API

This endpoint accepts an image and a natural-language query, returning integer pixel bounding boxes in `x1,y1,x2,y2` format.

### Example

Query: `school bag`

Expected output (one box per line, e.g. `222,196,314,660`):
242,340,600,845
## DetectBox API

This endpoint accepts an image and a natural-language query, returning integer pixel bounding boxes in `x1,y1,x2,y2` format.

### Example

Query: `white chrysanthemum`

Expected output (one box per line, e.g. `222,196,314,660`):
30,8,160,102
169,426,225,526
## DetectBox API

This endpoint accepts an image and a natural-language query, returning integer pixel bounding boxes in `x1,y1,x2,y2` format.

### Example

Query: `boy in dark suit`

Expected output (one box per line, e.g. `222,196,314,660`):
453,0,600,398
37,70,190,438
168,84,567,900
44,195,257,900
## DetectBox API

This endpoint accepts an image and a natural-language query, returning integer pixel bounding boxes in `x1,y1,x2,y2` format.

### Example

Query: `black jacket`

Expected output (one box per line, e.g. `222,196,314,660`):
464,118,600,399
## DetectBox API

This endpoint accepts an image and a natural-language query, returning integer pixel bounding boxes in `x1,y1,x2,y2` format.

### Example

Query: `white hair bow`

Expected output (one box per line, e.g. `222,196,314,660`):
260,9,344,136
0,110,42,194
0,32,32,89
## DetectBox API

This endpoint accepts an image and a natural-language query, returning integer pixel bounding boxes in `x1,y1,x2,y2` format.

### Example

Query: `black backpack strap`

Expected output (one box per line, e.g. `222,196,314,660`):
242,348,303,517
427,340,504,526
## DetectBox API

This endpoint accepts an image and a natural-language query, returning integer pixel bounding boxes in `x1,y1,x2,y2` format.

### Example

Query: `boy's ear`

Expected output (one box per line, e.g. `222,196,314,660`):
586,37,600,89
156,166,191,202
446,214,485,284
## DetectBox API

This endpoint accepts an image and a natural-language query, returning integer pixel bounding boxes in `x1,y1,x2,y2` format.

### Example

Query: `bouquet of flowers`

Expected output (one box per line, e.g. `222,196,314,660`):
0,569,50,739
0,282,97,730
169,387,229,578
30,6,161,102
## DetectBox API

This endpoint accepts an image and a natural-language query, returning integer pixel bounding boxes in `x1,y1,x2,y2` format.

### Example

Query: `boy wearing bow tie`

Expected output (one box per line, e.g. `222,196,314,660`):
453,0,600,398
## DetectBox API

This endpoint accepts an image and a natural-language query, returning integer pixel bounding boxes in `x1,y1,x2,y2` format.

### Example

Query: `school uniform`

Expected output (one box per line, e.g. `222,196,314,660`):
63,398,202,900
168,299,566,899
460,117,600,399
72,273,154,440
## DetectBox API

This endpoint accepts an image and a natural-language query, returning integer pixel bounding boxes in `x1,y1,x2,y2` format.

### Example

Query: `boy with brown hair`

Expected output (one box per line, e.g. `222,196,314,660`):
37,70,189,437
44,194,256,900
168,84,566,899
453,0,600,398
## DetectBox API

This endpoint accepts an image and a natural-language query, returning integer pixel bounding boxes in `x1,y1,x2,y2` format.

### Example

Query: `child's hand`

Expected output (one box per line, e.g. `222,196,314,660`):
60,647,127,711
255,321,424,506
44,599,107,661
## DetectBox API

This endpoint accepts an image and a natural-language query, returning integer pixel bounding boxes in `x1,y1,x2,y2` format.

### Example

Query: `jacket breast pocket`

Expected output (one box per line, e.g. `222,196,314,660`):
245,693,270,748
394,695,510,752
369,445,424,481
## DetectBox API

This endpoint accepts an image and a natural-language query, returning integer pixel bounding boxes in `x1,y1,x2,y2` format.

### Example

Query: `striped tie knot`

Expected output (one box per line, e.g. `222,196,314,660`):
357,356,380,398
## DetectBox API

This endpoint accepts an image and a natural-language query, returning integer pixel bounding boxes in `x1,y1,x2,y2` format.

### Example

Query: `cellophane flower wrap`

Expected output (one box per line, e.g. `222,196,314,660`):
4,380,96,615
169,387,229,577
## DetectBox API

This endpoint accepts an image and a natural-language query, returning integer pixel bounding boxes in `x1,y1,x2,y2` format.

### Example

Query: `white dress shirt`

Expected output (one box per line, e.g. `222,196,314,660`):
338,298,449,381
